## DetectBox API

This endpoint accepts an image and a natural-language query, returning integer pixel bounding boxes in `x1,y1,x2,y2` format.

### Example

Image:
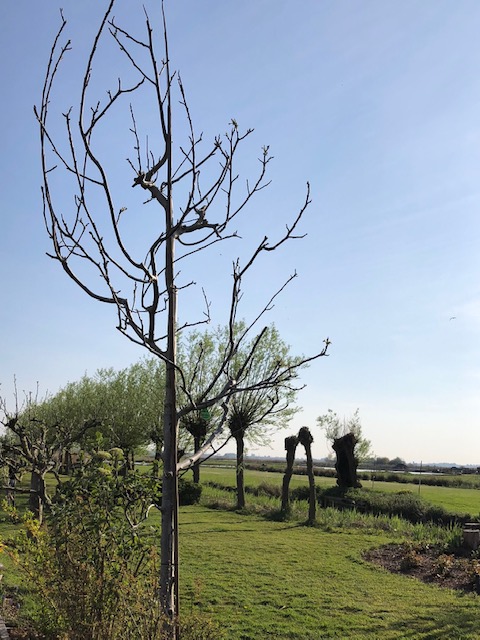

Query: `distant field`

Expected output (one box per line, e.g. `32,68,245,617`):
196,466,480,517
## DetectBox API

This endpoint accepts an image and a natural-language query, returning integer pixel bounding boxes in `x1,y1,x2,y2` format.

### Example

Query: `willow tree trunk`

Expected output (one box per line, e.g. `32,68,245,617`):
281,435,299,514
234,432,245,510
332,432,361,489
298,427,316,525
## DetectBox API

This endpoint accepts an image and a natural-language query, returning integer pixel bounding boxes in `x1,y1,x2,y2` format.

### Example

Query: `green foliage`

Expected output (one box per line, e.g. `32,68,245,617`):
178,478,202,505
6,459,163,639
317,408,371,461
40,359,165,457
322,486,467,525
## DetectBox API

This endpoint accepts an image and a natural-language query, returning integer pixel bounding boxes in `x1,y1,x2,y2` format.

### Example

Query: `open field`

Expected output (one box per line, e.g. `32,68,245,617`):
196,466,480,517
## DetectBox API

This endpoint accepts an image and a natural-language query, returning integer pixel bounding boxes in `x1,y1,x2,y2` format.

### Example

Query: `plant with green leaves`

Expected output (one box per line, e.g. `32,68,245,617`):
40,359,165,469
0,388,98,523
317,408,371,488
6,455,162,639
317,409,371,461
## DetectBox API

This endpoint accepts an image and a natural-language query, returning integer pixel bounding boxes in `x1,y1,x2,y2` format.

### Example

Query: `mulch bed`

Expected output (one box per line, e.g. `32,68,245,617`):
364,543,480,594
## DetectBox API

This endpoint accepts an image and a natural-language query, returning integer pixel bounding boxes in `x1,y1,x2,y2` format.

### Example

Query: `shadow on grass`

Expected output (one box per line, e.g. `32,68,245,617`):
380,601,480,639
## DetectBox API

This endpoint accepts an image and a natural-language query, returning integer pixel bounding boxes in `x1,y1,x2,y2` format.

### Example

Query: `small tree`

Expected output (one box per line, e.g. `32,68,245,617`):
0,389,97,522
317,409,371,489
37,3,329,631
225,325,305,510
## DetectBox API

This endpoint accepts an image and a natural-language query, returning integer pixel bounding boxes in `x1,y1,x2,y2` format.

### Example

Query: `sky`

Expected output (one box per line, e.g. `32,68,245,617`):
1,0,479,465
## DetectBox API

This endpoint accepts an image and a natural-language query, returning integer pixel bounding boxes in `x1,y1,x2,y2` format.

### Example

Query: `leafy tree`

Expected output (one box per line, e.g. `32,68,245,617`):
93,361,165,468
225,325,305,509
0,388,97,523
317,409,371,461
41,360,165,469
177,323,303,496
37,3,329,630
317,409,370,489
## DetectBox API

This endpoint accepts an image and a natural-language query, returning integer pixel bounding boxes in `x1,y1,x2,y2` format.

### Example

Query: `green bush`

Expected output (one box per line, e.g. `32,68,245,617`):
179,478,202,505
290,485,323,502
3,461,217,639
321,486,467,526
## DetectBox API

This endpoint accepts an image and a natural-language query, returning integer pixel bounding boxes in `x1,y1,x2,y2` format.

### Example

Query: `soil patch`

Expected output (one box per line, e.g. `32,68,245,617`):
364,542,480,594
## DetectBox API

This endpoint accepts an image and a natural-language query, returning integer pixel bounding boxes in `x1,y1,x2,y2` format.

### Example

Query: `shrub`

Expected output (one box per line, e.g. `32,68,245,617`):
179,478,202,505
290,485,322,502
434,554,454,577
321,486,465,526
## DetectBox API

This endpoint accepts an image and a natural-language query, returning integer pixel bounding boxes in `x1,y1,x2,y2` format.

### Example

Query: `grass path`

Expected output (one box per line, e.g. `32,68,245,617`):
179,506,480,639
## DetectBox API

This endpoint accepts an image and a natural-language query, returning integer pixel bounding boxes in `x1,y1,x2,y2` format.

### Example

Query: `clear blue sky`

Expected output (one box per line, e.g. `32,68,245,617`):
1,1,479,464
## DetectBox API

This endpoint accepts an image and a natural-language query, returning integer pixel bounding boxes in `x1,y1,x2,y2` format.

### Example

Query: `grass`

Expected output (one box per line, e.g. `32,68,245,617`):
2,468,480,638
195,466,480,517
367,480,480,517
179,504,480,639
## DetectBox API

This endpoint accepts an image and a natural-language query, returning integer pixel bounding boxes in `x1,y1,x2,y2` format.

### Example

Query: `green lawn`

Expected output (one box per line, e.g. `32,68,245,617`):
179,505,480,639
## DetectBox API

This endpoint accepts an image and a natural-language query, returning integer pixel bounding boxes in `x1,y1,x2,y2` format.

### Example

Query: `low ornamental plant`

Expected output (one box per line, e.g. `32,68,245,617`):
1,455,214,639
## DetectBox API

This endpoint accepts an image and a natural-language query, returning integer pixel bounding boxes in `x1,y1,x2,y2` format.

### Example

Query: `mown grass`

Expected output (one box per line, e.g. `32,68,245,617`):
2,469,480,639
179,502,480,639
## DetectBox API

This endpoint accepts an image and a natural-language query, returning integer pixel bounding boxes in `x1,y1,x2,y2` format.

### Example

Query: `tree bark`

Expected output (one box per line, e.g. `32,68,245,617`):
281,435,299,514
234,432,245,510
192,434,201,484
158,107,179,633
29,471,45,524
298,427,316,525
332,433,361,489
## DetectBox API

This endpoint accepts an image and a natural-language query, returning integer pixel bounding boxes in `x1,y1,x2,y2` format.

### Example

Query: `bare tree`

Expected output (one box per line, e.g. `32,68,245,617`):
298,426,316,525
281,434,299,515
36,2,329,633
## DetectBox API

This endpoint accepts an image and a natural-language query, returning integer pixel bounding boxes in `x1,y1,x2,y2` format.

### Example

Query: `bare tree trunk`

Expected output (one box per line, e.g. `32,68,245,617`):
159,172,179,637
234,432,245,510
333,433,361,489
298,427,316,525
281,435,299,514
192,434,201,484
29,471,45,524
160,362,178,634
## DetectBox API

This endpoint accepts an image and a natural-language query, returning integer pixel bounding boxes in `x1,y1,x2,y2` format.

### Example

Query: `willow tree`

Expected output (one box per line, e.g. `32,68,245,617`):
317,409,370,489
281,434,299,515
36,1,329,633
298,426,316,524
226,325,305,510
42,359,165,468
